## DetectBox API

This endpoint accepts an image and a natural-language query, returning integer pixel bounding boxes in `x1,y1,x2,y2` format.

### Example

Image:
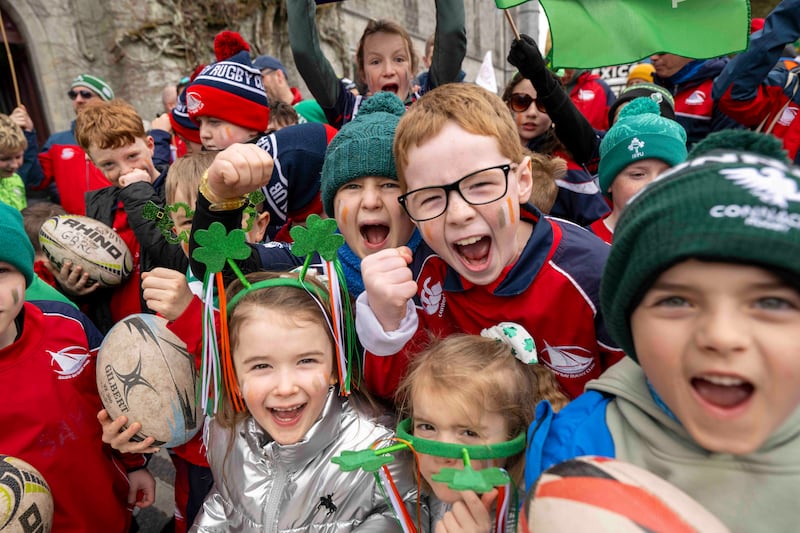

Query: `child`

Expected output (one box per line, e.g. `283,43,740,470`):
287,0,466,128
186,30,337,238
525,131,800,532
0,201,154,532
191,271,420,531
188,92,419,297
587,97,687,244
356,83,623,401
0,113,28,210
47,99,186,333
396,327,567,532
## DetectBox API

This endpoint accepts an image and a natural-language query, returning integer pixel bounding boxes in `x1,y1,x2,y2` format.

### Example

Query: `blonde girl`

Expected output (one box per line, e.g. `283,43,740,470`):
396,325,568,533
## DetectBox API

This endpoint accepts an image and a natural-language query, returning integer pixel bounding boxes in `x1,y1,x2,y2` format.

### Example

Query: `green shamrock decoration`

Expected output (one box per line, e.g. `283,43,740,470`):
331,449,395,473
432,465,511,493
142,200,195,244
192,222,251,273
290,214,344,261
502,325,518,338
242,190,267,233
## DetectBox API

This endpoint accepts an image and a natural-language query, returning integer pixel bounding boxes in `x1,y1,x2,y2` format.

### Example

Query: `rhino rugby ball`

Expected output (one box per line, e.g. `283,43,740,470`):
97,314,201,447
0,455,53,533
39,214,133,287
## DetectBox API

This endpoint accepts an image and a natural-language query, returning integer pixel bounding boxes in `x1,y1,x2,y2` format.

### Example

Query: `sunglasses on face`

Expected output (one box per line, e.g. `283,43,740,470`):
67,89,96,100
508,93,547,114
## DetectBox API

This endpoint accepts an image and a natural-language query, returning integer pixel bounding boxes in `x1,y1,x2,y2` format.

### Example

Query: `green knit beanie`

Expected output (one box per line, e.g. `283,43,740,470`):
321,92,405,217
0,201,34,287
71,74,115,101
601,133,800,362
598,97,688,195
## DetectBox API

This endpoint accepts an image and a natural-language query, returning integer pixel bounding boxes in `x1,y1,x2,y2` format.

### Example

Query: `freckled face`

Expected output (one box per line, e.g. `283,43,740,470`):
403,122,533,286
87,136,158,186
233,307,336,445
0,262,26,350
197,117,258,151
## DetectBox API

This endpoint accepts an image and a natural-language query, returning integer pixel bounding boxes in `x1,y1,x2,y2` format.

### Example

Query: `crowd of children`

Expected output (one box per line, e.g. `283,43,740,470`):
1,0,799,531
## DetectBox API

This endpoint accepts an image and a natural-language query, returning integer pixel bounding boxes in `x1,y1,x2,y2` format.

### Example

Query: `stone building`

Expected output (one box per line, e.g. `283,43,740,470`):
1,0,529,143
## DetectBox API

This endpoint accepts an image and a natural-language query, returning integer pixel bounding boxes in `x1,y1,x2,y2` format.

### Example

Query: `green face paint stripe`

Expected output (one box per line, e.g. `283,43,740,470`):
395,418,525,460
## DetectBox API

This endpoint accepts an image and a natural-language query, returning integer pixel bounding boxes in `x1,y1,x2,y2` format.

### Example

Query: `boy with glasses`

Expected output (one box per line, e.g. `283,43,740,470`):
356,83,623,401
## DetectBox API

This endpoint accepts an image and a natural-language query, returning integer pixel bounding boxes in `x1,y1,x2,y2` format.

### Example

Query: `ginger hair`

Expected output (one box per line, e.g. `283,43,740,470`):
393,83,524,190
75,99,147,152
396,334,568,487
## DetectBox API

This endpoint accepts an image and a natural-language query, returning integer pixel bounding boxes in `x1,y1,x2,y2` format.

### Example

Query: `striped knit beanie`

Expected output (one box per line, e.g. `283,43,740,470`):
170,87,201,144
186,31,269,133
71,74,114,101
600,131,800,361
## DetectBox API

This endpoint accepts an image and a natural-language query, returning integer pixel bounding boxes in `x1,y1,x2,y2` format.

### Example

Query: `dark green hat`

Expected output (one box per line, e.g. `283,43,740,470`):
321,92,405,217
71,74,114,101
599,97,687,195
601,136,800,362
0,201,34,287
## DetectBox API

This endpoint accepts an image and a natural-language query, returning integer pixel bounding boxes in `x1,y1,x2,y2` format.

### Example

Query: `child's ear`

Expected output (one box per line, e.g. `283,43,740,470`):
247,211,270,243
146,135,155,155
515,156,534,204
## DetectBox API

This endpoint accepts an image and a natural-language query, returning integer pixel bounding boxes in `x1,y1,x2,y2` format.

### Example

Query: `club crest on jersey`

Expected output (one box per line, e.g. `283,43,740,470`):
48,345,90,379
420,277,445,316
685,89,706,106
577,89,596,101
539,341,595,377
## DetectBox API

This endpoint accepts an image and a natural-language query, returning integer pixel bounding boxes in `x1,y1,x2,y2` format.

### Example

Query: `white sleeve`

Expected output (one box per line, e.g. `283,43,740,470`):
355,293,419,356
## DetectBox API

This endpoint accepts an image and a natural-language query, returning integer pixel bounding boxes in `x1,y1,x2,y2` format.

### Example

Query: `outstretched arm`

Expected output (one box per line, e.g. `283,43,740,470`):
288,0,342,108
427,0,467,89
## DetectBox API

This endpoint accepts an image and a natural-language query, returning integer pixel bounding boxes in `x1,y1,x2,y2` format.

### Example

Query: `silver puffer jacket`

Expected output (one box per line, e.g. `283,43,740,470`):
191,390,423,532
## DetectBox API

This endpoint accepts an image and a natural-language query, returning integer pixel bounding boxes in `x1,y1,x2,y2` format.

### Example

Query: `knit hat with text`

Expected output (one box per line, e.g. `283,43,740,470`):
599,97,687,195
321,92,405,217
170,65,205,145
186,31,269,133
600,130,799,361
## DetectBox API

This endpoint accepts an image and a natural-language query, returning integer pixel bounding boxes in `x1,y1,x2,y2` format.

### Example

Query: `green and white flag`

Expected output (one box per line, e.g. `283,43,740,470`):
498,0,751,69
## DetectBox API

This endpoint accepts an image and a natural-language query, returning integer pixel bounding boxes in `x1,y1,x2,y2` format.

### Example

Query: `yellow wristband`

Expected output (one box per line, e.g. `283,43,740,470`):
199,170,247,211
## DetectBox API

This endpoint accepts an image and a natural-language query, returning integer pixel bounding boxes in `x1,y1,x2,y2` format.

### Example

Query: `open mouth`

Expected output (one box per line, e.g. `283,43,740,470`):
691,375,754,409
270,404,306,426
360,223,390,249
381,83,399,94
453,236,491,268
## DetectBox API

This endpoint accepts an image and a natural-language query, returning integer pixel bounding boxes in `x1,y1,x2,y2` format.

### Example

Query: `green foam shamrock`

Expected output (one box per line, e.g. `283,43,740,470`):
290,214,344,261
331,449,395,473
192,222,251,274
432,465,511,493
242,190,267,233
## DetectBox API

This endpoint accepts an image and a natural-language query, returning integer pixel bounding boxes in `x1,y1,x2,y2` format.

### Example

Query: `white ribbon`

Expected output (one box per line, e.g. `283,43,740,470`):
480,321,538,364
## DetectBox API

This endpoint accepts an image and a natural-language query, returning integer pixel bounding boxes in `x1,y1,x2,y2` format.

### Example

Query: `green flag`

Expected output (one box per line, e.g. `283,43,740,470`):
534,0,751,69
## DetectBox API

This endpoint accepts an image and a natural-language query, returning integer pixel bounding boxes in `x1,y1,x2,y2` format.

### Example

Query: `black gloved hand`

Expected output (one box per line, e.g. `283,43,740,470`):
507,34,548,84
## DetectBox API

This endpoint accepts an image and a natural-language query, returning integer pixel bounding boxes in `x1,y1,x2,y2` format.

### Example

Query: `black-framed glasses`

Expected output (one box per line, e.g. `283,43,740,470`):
508,93,547,114
67,89,96,100
398,164,512,222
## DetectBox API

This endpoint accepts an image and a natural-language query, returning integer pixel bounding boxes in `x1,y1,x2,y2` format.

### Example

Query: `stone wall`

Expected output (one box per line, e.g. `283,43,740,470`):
5,0,516,133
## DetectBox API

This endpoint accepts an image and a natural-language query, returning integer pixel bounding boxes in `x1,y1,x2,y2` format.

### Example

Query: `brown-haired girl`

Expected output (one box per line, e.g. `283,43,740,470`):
287,0,466,129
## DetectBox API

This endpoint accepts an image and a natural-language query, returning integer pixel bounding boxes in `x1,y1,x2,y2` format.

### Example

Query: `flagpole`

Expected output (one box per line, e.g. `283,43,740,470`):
504,10,521,41
0,10,21,107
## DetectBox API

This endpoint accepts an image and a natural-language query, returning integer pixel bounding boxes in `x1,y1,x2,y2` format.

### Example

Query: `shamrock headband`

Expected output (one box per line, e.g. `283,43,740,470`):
142,189,266,244
192,214,357,415
480,321,538,365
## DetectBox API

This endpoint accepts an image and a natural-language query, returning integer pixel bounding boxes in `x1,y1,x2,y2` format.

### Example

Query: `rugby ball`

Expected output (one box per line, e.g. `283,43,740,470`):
96,314,202,448
0,455,53,533
526,456,730,532
39,214,133,287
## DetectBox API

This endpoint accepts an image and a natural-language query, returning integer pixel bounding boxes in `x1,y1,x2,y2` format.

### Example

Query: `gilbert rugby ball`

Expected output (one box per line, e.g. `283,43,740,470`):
0,455,53,533
97,314,201,448
39,214,132,287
